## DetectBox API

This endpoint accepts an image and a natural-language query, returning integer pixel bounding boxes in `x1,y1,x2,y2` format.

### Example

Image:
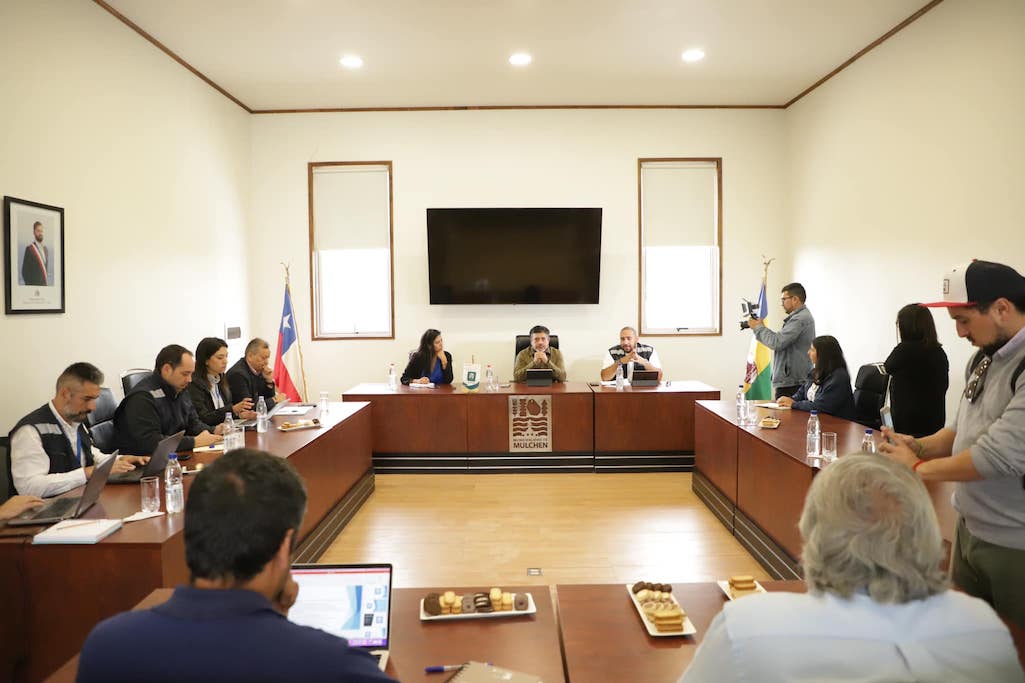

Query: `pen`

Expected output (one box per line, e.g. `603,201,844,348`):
424,664,462,673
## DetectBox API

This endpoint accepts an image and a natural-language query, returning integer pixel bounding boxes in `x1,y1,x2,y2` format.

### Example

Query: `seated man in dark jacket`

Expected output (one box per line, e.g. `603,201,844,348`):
226,338,287,409
113,345,223,454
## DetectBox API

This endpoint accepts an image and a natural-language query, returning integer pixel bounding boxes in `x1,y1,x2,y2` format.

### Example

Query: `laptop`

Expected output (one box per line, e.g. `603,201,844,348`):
525,369,554,387
288,563,393,671
237,399,290,429
108,431,184,484
631,370,660,387
8,451,117,526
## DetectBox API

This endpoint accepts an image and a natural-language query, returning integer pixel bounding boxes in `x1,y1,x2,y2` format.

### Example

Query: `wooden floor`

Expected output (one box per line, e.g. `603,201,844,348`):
322,472,771,587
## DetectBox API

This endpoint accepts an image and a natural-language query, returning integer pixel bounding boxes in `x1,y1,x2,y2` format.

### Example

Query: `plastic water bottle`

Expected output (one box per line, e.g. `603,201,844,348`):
806,410,821,458
485,364,496,391
615,363,625,391
736,385,746,424
223,412,236,451
165,453,184,513
388,363,398,391
256,396,268,433
862,429,877,454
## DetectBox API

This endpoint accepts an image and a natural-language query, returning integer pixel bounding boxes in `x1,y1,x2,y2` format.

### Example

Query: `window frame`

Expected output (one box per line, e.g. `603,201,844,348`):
307,160,395,341
637,157,723,337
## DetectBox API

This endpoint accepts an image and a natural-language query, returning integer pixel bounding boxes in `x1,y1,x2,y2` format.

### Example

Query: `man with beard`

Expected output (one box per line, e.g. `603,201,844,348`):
601,326,662,382
881,260,1025,629
8,363,148,497
22,221,48,286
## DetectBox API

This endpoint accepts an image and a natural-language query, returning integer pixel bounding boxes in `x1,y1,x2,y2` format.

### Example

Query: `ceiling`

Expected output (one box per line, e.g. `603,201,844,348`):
100,0,937,112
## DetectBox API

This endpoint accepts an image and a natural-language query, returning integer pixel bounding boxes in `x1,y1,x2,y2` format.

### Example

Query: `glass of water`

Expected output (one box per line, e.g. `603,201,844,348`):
821,432,838,462
319,390,330,414
141,476,161,513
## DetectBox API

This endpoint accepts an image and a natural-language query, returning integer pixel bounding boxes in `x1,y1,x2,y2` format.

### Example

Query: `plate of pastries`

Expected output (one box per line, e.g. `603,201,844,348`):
277,419,322,432
716,575,767,600
420,587,536,621
758,416,781,429
627,581,696,637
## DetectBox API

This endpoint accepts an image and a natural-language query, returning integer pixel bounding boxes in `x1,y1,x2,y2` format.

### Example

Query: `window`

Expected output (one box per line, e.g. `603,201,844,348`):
638,158,722,336
308,162,394,339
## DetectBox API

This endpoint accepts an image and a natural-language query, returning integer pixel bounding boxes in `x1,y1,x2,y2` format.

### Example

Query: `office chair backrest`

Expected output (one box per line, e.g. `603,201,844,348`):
120,368,150,396
87,387,119,454
514,334,560,364
0,436,11,503
853,362,889,430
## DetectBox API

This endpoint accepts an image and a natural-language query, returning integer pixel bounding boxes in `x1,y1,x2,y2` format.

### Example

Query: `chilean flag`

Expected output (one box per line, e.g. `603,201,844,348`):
273,285,305,402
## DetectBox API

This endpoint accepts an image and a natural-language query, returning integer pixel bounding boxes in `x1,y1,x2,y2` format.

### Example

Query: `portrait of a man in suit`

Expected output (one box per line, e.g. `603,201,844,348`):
21,221,49,286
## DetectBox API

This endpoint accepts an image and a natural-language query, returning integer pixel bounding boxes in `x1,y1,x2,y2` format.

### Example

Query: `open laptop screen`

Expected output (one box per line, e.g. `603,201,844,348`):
289,564,392,649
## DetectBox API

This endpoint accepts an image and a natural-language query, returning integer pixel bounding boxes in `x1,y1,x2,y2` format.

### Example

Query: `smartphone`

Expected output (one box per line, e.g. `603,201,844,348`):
880,406,896,444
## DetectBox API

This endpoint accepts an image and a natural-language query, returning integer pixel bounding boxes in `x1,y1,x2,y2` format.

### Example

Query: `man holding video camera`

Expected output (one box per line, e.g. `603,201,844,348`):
747,282,816,399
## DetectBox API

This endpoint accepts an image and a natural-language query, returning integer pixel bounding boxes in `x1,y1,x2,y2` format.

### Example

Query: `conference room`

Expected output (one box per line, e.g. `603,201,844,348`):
1,0,1023,681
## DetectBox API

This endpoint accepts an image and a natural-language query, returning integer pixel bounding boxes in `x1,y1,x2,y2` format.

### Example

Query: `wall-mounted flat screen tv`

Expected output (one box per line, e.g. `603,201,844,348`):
427,208,602,304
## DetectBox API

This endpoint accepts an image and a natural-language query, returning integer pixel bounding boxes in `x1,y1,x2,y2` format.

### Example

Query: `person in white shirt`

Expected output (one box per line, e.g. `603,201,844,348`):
8,363,148,498
600,326,662,382
680,453,1023,683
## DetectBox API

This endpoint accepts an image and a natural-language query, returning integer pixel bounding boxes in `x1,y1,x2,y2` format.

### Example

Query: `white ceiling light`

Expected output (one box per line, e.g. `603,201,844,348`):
339,55,364,69
681,48,705,63
509,52,532,66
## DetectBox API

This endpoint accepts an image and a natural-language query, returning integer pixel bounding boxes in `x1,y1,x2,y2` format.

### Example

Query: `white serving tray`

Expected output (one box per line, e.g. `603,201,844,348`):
716,580,767,601
419,592,537,621
277,420,322,432
625,584,696,637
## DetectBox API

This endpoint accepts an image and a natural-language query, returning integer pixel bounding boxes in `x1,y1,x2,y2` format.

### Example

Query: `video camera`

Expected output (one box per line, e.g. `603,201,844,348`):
739,298,759,330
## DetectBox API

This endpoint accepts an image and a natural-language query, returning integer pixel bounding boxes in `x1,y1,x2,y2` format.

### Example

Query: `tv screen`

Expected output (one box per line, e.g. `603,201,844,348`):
427,208,602,304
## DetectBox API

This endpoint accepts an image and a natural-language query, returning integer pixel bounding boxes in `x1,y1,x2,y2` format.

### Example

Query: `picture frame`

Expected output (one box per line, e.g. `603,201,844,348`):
4,196,65,314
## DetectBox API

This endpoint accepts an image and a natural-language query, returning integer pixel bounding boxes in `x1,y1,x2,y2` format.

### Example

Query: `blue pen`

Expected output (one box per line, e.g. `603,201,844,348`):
424,664,462,673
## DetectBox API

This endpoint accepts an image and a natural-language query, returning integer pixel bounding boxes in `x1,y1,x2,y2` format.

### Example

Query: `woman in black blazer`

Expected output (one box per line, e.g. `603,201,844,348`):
401,329,454,385
778,335,857,421
884,304,949,437
187,337,257,426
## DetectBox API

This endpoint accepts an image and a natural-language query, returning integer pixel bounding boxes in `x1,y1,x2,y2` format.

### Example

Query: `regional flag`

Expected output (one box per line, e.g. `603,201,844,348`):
744,280,773,400
273,284,306,402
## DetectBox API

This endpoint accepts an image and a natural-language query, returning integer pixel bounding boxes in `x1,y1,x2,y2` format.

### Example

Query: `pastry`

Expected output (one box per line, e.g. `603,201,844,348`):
631,581,647,594
501,592,513,611
473,593,494,613
451,594,463,614
513,593,529,611
635,589,650,602
461,595,476,614
423,592,442,616
728,575,759,598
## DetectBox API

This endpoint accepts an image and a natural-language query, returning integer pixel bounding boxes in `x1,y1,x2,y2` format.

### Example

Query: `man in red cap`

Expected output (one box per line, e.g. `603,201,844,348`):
881,260,1025,628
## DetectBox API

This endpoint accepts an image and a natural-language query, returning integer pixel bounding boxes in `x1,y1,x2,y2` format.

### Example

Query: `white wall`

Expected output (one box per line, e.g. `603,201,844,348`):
0,1,251,428
248,109,790,399
786,0,1025,419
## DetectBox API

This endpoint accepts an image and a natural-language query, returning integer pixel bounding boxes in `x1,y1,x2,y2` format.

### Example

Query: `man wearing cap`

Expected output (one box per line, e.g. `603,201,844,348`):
881,260,1025,628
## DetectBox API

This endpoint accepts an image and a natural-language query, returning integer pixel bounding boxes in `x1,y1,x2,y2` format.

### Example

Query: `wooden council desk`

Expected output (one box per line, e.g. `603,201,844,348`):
692,400,958,579
1,401,373,683
342,382,719,473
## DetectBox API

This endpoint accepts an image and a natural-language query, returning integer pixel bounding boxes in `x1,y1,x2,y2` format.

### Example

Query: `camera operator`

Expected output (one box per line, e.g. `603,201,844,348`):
747,282,816,399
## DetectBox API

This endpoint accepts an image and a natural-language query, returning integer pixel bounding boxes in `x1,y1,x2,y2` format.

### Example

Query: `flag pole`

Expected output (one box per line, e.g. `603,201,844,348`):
281,262,310,403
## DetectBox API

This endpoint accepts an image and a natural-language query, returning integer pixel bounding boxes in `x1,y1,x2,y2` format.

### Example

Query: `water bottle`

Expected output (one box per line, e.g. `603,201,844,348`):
615,363,625,391
806,410,821,458
861,429,877,454
485,364,496,391
256,396,268,433
388,363,398,391
736,385,746,425
165,453,184,514
223,412,236,451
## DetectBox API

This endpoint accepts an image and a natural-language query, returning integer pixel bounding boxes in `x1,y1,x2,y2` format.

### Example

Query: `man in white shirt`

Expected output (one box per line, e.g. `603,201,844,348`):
8,363,147,498
680,454,1023,683
600,326,662,382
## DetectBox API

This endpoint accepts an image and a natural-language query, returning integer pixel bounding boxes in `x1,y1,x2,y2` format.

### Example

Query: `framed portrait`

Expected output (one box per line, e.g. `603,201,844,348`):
4,196,65,314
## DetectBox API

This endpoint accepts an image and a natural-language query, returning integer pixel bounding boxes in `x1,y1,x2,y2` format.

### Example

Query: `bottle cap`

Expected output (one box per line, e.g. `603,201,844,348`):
168,452,178,460
810,410,818,415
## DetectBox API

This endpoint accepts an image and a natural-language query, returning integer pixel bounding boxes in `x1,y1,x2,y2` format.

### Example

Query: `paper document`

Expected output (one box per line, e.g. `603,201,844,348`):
123,511,165,523
33,518,122,544
276,406,312,415
407,383,436,389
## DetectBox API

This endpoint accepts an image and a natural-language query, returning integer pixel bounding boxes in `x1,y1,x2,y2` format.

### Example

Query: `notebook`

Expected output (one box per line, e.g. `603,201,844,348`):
445,661,542,683
7,453,116,526
288,563,393,671
32,518,122,544
108,431,184,484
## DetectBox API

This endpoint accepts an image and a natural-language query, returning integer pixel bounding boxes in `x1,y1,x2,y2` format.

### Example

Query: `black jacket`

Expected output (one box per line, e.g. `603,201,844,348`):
186,377,236,427
791,367,857,421
113,373,211,454
401,351,454,385
884,341,949,437
226,358,279,408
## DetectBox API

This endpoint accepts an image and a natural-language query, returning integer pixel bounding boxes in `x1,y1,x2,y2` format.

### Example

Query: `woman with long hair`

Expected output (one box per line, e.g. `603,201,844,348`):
187,337,257,426
884,304,949,437
778,335,856,420
400,329,453,385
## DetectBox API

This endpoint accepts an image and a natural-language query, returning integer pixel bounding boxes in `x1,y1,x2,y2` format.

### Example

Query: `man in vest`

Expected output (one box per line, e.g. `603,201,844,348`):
114,345,223,455
881,260,1025,629
601,326,663,382
9,363,148,498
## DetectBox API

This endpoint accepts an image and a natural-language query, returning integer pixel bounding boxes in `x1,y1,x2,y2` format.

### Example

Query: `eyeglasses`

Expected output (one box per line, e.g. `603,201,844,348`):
964,356,991,403
780,296,792,303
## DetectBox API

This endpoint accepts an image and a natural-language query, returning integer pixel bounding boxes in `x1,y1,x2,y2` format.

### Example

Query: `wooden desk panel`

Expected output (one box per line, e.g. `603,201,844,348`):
593,382,719,453
694,404,738,503
466,382,593,454
343,384,467,453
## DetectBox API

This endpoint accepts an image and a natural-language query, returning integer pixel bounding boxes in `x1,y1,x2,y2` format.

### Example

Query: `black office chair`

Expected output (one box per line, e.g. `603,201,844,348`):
0,436,11,503
87,387,119,454
120,368,150,396
514,334,560,365
853,362,889,429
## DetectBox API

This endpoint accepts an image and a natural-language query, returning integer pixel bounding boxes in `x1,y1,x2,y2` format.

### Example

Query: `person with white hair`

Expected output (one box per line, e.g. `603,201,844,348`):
681,454,1023,683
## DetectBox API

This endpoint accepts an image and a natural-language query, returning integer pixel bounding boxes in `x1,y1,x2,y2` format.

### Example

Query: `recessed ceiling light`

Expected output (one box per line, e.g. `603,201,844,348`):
681,48,705,63
339,55,364,69
509,52,532,67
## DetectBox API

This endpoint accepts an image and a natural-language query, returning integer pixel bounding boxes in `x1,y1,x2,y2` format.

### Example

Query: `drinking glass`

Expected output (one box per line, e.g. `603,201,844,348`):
821,432,838,462
141,476,161,513
744,399,758,426
319,391,330,414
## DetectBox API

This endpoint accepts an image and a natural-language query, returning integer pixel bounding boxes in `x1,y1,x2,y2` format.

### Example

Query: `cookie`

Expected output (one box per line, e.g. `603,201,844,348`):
423,592,442,616
461,595,476,613
513,593,529,611
501,592,513,611
451,595,462,614
631,581,646,594
635,589,650,602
